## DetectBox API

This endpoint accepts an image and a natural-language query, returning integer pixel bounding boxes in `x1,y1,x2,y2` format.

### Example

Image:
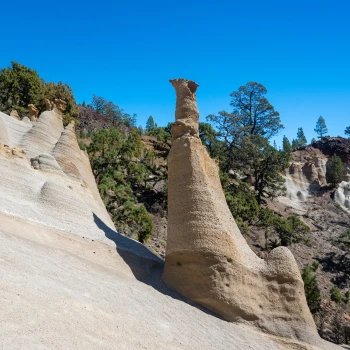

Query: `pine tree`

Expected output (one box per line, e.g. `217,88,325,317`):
302,265,321,313
273,140,277,149
326,154,345,187
0,62,43,115
345,126,350,138
145,116,155,132
291,139,298,150
282,135,292,153
296,127,307,147
330,285,342,303
314,116,328,139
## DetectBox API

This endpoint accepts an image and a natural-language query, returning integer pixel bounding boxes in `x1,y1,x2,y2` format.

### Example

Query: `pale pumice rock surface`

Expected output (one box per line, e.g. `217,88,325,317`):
0,108,114,239
0,212,298,350
162,78,337,350
335,181,350,209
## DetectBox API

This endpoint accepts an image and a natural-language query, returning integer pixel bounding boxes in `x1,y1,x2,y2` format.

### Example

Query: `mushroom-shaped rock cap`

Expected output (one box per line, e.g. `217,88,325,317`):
169,78,199,95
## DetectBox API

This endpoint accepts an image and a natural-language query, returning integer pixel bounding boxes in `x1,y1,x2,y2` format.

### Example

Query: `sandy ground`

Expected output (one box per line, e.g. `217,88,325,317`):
0,212,294,350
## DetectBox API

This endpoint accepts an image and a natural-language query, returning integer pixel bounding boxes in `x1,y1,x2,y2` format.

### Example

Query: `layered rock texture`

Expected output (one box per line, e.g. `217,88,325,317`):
163,78,333,349
0,107,114,239
280,140,350,211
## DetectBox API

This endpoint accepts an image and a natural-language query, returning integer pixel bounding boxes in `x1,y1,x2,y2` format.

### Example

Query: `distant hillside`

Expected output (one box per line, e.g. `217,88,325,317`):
77,106,130,135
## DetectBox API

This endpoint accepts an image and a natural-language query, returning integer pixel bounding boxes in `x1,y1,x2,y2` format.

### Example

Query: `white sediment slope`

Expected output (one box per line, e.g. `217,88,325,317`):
0,110,339,349
0,109,114,240
335,181,350,210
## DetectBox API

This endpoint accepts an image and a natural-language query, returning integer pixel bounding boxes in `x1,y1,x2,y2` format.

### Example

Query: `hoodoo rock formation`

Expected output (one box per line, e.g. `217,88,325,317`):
163,78,329,348
28,103,39,121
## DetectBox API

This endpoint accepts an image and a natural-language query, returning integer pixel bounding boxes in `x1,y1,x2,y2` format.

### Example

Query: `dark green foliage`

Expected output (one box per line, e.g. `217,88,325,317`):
344,291,350,305
291,138,299,150
314,116,328,139
296,127,307,147
205,83,290,239
274,215,310,246
137,125,144,136
302,265,321,314
254,207,310,248
326,154,344,187
345,126,350,138
87,128,169,242
78,140,87,151
0,61,43,115
330,230,350,285
147,126,171,143
89,95,136,127
39,81,79,126
330,285,342,303
79,129,86,139
207,82,283,173
0,62,78,126
311,261,320,272
282,135,292,153
221,172,260,225
145,116,155,131
199,122,218,155
251,138,289,204
229,82,284,139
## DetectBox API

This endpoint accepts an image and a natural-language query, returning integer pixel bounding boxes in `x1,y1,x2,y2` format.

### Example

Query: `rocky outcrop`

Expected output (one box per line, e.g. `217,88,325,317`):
335,181,350,209
312,137,350,164
28,104,39,121
0,107,114,238
282,139,350,207
10,110,20,120
169,79,199,139
30,153,63,172
163,78,329,348
53,98,67,113
45,98,54,111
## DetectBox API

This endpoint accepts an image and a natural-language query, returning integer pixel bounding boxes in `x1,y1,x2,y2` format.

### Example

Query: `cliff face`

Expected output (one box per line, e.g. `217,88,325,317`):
0,107,114,239
311,137,350,164
281,139,350,211
163,78,334,349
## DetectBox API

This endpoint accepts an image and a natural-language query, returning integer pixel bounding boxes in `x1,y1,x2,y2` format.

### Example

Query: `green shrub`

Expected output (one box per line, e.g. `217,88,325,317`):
311,261,320,272
327,154,345,187
302,265,321,313
330,285,342,303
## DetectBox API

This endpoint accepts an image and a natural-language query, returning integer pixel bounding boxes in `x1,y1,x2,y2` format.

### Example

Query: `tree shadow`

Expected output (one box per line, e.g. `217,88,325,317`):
316,252,339,274
93,213,221,318
316,252,350,287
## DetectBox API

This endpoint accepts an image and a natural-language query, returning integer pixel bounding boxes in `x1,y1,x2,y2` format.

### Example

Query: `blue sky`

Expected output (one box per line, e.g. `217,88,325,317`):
1,0,349,146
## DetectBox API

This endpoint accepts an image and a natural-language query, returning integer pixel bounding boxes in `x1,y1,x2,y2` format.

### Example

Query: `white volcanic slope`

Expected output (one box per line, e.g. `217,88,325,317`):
0,109,114,240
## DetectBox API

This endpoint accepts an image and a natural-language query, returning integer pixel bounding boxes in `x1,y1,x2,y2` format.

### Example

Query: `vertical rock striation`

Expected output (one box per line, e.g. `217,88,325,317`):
163,78,323,347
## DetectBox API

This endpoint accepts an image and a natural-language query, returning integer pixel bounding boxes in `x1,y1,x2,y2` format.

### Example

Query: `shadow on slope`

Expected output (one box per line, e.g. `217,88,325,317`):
93,213,221,318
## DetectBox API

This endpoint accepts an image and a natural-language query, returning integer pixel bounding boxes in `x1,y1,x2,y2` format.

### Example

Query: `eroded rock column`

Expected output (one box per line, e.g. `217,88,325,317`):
163,78,322,347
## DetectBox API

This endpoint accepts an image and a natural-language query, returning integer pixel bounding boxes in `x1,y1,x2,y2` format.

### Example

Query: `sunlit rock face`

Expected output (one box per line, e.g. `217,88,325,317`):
163,78,328,348
335,181,350,209
281,140,350,211
0,109,114,239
